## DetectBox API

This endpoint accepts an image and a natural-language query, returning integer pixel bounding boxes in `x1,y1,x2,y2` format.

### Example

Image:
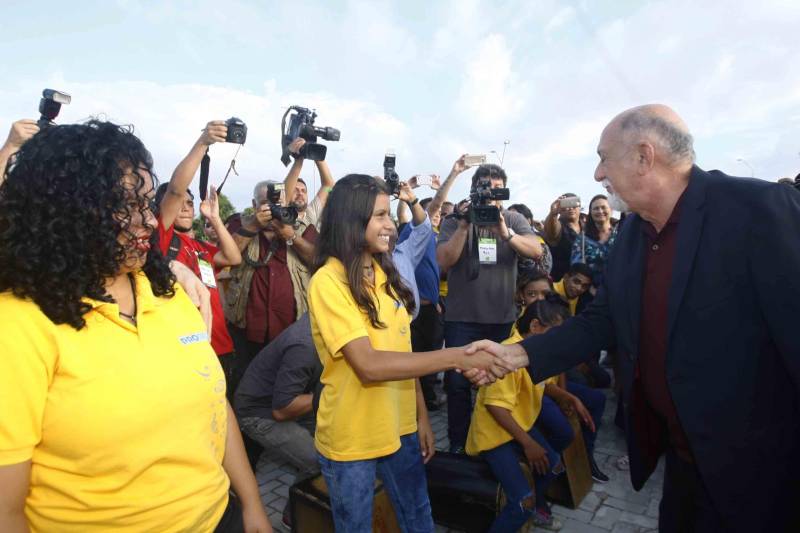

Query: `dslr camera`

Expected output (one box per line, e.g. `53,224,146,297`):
466,175,510,226
225,117,247,144
267,183,298,225
383,150,400,195
37,88,71,129
280,106,340,165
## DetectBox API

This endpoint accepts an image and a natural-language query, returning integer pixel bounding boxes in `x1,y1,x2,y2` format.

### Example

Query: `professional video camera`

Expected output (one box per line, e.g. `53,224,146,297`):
37,89,71,129
266,183,298,225
466,176,510,226
280,106,340,166
383,150,400,196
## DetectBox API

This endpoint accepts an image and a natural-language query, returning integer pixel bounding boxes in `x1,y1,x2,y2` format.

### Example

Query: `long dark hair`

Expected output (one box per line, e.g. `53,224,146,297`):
585,194,613,241
516,293,570,334
314,174,415,328
0,120,175,330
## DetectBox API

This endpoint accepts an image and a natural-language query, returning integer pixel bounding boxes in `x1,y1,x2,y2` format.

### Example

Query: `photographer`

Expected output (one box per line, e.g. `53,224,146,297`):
282,137,335,230
157,122,243,395
436,162,542,452
225,179,317,371
0,119,40,185
543,193,582,281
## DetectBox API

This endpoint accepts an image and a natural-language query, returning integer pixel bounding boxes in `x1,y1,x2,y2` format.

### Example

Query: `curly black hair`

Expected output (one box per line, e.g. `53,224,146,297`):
0,119,175,330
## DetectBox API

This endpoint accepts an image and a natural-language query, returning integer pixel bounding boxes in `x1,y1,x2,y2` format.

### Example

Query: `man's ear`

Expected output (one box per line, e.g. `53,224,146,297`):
637,142,656,174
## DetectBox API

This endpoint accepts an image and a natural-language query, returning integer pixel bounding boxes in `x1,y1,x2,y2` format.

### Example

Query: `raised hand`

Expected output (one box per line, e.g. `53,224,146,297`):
199,120,228,146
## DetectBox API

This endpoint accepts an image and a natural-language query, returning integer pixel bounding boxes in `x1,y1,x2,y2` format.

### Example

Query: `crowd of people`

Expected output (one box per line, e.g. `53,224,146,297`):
0,102,798,533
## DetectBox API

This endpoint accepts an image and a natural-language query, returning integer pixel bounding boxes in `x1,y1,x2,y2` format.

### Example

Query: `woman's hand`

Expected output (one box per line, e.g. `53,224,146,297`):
241,501,273,533
418,416,436,464
169,261,213,335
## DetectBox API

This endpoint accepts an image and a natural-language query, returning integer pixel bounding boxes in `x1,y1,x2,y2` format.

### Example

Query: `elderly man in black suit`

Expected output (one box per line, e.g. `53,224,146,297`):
468,104,800,532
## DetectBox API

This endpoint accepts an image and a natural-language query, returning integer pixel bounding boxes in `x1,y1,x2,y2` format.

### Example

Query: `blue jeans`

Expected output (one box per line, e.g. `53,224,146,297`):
443,321,513,451
317,433,434,533
482,426,566,533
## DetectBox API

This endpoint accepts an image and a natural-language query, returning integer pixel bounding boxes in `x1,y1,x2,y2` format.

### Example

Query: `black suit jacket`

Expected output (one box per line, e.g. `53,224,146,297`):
522,166,800,531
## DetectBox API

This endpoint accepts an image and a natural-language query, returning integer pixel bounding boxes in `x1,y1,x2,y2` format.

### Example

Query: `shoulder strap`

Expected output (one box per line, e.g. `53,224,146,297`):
166,233,182,261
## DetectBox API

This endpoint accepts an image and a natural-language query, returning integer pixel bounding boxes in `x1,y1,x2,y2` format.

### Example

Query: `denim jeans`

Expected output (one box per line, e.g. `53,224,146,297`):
482,425,565,532
317,433,434,533
443,321,513,451
565,381,605,454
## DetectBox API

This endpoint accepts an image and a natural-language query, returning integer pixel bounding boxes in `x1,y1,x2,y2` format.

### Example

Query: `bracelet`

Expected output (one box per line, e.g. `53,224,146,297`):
407,197,419,207
236,227,258,238
324,186,333,193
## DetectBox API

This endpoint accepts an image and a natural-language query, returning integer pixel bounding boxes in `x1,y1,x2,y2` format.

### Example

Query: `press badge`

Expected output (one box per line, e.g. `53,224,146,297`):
198,258,217,288
478,237,497,264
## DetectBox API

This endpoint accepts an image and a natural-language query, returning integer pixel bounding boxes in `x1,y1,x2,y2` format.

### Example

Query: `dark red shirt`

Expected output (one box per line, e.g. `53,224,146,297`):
638,195,693,461
227,217,301,345
157,218,234,356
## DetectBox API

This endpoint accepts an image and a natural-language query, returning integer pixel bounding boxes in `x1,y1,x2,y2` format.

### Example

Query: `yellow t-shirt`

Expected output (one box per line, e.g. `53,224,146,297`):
465,332,557,455
309,257,415,461
0,273,229,533
553,279,578,316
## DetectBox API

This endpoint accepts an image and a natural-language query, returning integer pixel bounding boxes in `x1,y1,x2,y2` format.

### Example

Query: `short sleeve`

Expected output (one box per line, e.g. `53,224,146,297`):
0,299,58,464
156,214,175,256
308,270,369,358
272,345,317,410
437,217,458,245
481,372,520,411
507,211,534,236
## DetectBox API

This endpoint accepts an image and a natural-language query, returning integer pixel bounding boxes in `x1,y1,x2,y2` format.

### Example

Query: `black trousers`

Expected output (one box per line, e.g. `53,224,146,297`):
410,303,444,405
659,449,724,533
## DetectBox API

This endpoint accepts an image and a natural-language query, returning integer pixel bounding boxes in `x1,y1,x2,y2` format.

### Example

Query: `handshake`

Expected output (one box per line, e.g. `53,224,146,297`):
457,340,530,386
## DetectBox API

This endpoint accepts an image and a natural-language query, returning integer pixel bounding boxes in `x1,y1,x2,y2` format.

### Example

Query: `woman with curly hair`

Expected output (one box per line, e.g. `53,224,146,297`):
0,120,270,532
308,174,497,532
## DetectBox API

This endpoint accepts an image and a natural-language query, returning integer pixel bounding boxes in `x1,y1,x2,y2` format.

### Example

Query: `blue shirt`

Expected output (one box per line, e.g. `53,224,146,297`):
397,217,440,312
393,216,435,319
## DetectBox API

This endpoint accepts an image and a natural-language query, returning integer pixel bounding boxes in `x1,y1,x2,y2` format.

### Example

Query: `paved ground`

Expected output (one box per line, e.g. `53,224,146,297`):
254,378,664,532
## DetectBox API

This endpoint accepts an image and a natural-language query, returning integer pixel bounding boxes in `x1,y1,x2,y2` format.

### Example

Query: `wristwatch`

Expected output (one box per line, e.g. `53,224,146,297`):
236,226,258,238
407,197,419,207
286,234,296,246
503,228,516,242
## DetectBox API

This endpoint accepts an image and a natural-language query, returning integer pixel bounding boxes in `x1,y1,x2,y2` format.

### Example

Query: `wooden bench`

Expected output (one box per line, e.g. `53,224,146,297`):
546,411,594,508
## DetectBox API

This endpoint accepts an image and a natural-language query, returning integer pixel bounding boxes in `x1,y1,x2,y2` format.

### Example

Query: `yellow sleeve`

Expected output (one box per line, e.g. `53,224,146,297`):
308,270,369,359
502,331,523,345
0,297,58,464
481,371,520,411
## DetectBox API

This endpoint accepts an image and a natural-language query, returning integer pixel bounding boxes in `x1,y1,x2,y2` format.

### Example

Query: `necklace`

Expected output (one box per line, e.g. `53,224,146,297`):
118,274,138,325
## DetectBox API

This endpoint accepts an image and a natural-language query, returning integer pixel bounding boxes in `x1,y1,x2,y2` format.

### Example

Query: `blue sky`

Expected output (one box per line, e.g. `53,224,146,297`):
2,0,799,216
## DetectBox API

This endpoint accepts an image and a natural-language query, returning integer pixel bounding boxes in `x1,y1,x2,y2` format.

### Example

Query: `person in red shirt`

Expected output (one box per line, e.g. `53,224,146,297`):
157,121,243,395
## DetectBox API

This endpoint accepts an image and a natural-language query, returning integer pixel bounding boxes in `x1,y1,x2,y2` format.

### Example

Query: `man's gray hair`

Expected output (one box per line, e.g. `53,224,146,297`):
253,180,279,200
619,112,696,165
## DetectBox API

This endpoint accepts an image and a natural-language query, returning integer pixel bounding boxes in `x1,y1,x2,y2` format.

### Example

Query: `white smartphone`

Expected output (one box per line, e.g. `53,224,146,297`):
559,196,581,209
464,154,487,167
414,174,433,187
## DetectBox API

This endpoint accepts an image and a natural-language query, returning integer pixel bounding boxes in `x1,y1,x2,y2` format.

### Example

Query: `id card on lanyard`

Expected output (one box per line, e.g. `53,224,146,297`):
197,254,217,288
478,237,497,265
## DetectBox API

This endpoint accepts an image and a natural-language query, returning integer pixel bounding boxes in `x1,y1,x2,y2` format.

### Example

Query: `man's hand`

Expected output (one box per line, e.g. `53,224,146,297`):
550,196,565,217
523,440,550,475
491,212,511,240
273,220,296,242
466,340,529,372
169,261,213,336
3,119,39,151
255,204,273,229
199,186,221,222
199,120,228,146
418,416,436,464
430,174,442,190
397,181,417,204
288,137,306,157
450,154,469,176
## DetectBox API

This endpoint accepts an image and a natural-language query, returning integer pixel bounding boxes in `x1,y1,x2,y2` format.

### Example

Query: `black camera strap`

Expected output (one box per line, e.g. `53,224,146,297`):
199,145,241,201
466,224,481,281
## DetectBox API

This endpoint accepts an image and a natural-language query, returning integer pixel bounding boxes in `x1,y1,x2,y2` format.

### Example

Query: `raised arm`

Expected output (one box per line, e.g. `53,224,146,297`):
200,186,241,268
543,197,564,245
427,154,469,219
0,119,39,186
283,138,307,205
161,121,227,229
436,206,470,272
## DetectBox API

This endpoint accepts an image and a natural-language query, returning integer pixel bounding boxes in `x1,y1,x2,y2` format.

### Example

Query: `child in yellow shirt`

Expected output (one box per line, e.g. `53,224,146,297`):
309,174,495,532
466,295,583,532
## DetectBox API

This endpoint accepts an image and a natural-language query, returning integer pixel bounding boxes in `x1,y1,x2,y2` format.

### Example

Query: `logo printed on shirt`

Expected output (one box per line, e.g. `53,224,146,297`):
179,332,209,345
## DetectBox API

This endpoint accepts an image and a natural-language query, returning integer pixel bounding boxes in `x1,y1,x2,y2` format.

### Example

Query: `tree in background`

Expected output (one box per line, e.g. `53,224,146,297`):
192,192,237,241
